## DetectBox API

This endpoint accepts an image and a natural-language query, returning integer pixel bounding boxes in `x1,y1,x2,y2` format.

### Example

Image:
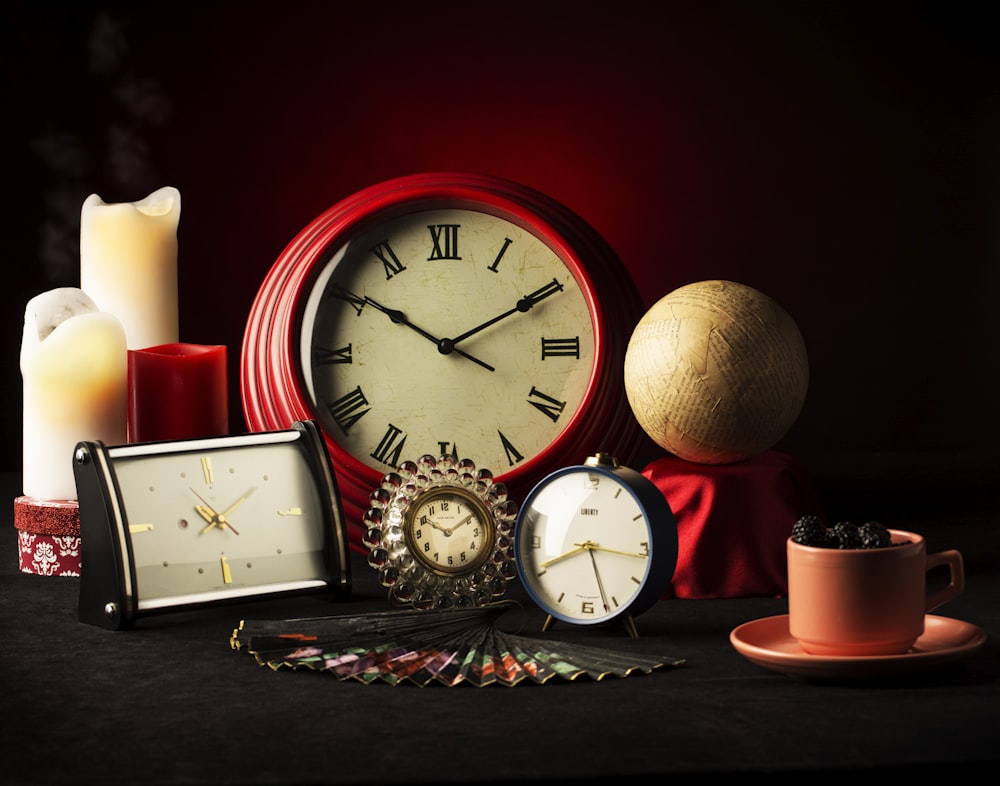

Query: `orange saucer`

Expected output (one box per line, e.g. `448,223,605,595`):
730,614,987,679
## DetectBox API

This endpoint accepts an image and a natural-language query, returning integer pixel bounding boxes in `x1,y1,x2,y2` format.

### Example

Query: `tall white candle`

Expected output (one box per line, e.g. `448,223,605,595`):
21,288,127,501
80,186,180,350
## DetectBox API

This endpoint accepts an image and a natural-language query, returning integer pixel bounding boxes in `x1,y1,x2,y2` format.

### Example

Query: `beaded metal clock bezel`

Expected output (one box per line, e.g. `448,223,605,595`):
362,454,519,610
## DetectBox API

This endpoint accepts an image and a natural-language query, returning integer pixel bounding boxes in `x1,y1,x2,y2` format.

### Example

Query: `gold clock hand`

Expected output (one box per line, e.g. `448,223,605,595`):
363,295,495,372
445,278,564,346
191,490,223,533
427,513,473,537
194,504,216,525
428,518,452,535
538,541,593,569
222,487,257,516
190,489,241,536
448,514,474,534
589,545,649,560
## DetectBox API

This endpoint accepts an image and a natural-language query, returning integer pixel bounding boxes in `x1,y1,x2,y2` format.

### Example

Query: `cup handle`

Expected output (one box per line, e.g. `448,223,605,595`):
925,549,964,612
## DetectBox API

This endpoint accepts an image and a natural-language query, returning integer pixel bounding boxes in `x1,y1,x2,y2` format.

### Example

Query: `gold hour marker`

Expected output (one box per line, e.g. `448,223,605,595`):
129,523,154,534
202,456,214,485
220,555,232,584
278,507,303,516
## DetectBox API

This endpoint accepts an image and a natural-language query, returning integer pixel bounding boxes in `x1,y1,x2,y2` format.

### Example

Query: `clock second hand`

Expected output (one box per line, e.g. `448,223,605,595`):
363,296,495,372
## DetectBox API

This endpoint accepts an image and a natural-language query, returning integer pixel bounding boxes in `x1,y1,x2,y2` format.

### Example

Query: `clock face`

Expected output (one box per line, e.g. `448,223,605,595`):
403,486,495,575
112,437,330,609
76,421,351,629
299,207,596,480
514,459,676,627
362,453,518,610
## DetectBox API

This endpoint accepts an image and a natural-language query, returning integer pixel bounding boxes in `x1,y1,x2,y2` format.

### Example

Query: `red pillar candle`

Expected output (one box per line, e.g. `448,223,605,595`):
128,343,228,443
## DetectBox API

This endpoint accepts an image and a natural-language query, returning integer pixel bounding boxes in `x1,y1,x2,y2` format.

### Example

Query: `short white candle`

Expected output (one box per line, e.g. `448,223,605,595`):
80,186,180,350
20,288,127,501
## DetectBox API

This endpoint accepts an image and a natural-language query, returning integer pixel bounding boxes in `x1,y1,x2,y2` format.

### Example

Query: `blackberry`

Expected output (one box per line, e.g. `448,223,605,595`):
830,521,861,549
791,515,828,547
858,520,892,549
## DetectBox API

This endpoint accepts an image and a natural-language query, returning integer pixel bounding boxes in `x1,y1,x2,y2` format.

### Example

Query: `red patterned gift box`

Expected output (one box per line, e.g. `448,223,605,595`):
13,496,82,576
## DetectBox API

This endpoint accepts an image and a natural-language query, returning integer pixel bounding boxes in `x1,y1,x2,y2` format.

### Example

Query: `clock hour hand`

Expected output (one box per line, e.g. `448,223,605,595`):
194,504,217,526
428,518,451,536
362,296,495,372
444,277,564,347
538,540,593,569
190,489,241,536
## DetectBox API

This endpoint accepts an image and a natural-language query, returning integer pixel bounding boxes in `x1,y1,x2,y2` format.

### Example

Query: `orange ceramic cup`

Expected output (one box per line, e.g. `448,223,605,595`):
787,529,964,656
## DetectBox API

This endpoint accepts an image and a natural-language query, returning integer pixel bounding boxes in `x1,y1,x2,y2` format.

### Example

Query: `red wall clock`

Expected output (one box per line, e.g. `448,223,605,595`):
241,172,646,550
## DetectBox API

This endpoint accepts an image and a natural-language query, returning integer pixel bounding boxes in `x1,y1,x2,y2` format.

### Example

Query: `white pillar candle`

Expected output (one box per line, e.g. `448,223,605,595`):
21,288,127,501
80,186,180,350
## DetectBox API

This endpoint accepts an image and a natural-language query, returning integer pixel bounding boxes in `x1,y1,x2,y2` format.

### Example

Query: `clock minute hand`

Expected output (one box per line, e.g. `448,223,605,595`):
590,545,649,560
538,540,593,569
451,513,474,529
429,513,474,537
445,277,565,347
588,548,612,613
223,487,257,516
363,296,495,372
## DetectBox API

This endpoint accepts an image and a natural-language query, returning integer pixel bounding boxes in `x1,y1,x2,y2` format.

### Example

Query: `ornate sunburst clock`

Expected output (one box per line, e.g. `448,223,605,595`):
241,172,645,548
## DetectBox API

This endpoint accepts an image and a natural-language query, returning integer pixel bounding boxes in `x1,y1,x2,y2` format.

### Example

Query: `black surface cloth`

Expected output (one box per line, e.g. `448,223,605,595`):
2,471,1000,785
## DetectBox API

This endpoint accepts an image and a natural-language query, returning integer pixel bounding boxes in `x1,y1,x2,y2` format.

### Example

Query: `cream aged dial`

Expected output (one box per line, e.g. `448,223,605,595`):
403,486,495,576
362,454,518,610
299,207,595,478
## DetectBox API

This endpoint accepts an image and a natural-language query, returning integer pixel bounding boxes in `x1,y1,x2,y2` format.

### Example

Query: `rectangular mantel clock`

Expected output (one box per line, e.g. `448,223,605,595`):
74,419,351,630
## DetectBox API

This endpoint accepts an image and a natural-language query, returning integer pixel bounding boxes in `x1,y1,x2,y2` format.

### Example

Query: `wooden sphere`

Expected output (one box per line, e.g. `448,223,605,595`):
624,280,809,464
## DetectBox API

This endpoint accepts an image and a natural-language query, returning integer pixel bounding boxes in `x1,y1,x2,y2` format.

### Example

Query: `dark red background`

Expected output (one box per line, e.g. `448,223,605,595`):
4,1,998,476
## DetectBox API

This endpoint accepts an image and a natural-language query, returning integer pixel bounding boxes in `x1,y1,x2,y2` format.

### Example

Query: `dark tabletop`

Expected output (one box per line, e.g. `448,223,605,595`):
2,470,999,785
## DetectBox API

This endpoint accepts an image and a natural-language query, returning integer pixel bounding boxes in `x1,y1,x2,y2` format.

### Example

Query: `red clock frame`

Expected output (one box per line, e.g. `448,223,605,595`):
241,172,646,550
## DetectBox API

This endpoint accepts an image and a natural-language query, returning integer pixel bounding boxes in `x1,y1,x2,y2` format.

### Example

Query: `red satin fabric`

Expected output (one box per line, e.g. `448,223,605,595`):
642,452,824,599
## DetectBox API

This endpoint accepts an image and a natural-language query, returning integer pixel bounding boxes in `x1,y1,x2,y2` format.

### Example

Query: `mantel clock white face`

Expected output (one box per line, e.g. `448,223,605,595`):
75,420,351,629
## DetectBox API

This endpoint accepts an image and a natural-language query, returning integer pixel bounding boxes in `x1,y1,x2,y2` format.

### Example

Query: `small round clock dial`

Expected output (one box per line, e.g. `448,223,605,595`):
403,486,495,576
514,453,677,634
362,454,518,610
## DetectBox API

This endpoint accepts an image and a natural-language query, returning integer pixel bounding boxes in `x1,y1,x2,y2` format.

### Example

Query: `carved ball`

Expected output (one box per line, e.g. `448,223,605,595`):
624,280,808,464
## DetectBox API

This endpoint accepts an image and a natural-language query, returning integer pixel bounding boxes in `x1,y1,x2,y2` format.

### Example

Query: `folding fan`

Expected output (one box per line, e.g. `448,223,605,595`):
230,602,684,687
